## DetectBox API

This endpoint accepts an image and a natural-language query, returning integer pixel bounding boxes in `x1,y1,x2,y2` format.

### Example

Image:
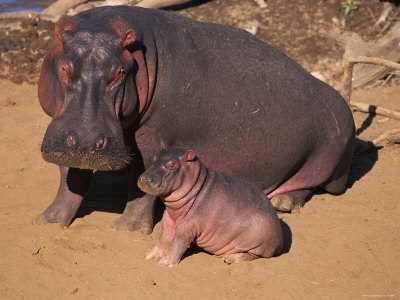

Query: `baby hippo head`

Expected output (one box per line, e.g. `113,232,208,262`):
138,148,198,197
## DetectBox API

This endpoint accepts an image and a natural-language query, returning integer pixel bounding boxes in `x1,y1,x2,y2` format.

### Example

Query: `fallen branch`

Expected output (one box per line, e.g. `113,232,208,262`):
347,22,400,89
372,128,400,146
342,56,400,103
42,0,89,17
350,101,400,121
253,0,267,9
0,0,194,22
374,2,394,28
135,0,192,8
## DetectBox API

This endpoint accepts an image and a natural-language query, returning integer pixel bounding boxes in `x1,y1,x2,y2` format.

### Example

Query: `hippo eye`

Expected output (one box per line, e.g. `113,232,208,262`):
58,59,73,87
109,66,125,85
164,160,177,170
117,66,126,77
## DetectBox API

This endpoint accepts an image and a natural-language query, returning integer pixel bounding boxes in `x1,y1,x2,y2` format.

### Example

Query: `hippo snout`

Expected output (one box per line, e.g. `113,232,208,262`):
60,131,109,152
41,126,131,171
138,173,163,196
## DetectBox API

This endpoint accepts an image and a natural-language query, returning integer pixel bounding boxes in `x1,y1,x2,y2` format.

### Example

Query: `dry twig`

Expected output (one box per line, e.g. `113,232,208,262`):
350,101,400,121
136,0,192,8
374,2,394,28
344,22,400,89
372,128,400,146
43,0,89,17
342,56,400,103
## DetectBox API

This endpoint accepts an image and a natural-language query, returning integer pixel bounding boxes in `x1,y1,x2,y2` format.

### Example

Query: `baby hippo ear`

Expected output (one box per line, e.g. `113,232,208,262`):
183,149,197,162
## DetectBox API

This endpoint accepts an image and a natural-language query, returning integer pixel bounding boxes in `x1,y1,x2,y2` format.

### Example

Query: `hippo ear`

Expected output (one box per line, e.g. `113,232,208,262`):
53,17,77,53
38,18,77,117
183,149,197,162
122,30,136,48
110,19,137,48
38,54,64,117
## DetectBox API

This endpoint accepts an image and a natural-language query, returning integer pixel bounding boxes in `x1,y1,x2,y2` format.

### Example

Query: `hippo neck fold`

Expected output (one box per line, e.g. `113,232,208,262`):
136,32,158,127
163,162,208,221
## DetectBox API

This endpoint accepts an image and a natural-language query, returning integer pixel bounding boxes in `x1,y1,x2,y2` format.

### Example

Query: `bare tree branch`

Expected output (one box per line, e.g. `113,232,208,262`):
372,128,400,146
43,0,89,17
350,101,400,121
342,56,400,103
374,2,394,28
344,22,400,89
135,0,192,9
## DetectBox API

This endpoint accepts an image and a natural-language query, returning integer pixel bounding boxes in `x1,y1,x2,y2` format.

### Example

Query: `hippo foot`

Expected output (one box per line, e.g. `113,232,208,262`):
270,190,312,213
112,195,155,233
158,256,178,267
32,196,82,228
270,194,296,212
223,253,258,265
145,246,164,260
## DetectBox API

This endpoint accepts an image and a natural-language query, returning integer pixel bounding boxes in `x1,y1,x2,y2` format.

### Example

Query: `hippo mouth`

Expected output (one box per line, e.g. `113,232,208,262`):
41,138,132,171
42,150,131,171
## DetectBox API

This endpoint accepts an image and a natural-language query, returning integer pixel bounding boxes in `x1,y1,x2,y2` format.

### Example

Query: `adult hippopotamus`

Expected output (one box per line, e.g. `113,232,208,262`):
34,5,355,232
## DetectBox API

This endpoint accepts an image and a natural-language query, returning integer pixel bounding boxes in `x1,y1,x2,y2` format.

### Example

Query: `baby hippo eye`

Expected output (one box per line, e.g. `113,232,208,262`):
164,160,177,170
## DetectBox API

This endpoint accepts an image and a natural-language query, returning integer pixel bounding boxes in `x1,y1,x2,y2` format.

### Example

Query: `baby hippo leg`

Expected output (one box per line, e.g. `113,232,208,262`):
158,225,194,267
223,253,258,265
146,210,176,260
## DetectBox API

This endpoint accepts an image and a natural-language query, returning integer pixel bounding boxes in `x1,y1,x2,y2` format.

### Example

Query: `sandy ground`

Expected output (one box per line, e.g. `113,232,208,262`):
0,79,399,299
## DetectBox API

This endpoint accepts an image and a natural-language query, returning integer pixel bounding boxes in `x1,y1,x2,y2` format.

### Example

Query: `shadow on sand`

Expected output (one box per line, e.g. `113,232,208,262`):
75,125,378,259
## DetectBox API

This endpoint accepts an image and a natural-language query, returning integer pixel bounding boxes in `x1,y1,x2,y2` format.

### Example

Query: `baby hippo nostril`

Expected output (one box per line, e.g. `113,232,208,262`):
65,134,76,147
95,136,108,151
140,176,151,184
140,175,158,187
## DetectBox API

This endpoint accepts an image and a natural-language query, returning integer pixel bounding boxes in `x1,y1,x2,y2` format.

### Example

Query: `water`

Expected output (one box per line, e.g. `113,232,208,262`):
0,0,54,13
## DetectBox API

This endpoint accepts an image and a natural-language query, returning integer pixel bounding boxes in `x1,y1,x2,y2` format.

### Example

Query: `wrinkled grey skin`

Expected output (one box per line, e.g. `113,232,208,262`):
34,6,355,231
139,148,283,266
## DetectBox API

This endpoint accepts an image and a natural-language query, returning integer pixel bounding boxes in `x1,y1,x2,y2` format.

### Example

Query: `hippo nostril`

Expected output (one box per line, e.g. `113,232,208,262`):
66,134,76,147
140,176,156,186
95,136,108,151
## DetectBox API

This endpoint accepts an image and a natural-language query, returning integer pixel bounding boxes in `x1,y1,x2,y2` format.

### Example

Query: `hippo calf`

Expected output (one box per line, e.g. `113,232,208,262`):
35,6,355,232
138,148,283,266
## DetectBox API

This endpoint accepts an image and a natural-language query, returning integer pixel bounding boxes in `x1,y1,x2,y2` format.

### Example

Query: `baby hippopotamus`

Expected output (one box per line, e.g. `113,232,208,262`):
138,147,283,266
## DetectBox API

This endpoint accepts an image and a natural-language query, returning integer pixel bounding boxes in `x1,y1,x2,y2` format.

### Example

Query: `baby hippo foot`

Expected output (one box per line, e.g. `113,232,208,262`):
145,245,165,261
158,255,180,268
223,253,258,265
270,190,312,213
112,195,155,234
32,196,81,228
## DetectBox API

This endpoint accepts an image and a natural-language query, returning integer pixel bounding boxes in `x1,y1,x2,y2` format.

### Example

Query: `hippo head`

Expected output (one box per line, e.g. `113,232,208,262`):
138,148,198,197
38,16,150,170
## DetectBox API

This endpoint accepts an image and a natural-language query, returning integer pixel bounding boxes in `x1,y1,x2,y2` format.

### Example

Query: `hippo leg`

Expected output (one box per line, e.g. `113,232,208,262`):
112,195,156,234
223,253,258,265
322,143,353,195
33,166,93,228
146,210,176,260
158,226,194,267
269,189,312,213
